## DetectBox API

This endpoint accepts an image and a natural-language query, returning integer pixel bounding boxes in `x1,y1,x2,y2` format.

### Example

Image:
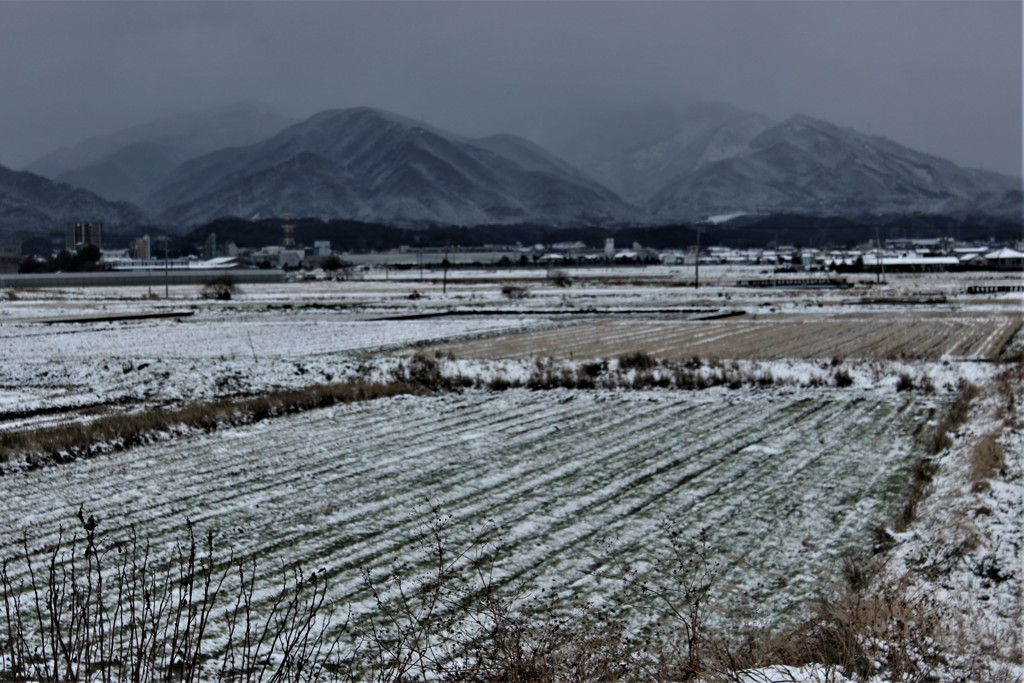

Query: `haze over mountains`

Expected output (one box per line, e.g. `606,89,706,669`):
28,102,297,206
144,107,637,227
0,165,146,239
555,102,777,204
2,101,1020,239
645,114,1021,221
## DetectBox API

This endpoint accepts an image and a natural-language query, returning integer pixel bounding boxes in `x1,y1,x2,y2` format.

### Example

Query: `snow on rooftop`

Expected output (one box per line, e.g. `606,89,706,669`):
983,247,1024,260
188,256,239,269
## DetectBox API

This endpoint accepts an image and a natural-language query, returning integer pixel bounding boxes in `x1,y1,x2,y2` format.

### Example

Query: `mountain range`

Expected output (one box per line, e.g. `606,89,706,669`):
554,102,776,204
144,107,638,227
28,102,296,206
0,164,146,241
646,114,1021,221
2,102,1020,240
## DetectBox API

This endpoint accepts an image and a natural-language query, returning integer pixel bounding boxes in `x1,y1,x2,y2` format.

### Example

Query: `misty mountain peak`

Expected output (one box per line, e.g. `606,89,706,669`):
144,106,640,227
24,102,297,206
0,163,147,238
648,111,1020,220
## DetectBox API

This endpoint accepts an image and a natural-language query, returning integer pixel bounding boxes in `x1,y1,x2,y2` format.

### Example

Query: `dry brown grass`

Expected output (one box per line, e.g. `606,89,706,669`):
970,431,1007,482
927,381,981,454
428,313,1019,363
0,380,424,471
745,579,948,682
995,358,1024,424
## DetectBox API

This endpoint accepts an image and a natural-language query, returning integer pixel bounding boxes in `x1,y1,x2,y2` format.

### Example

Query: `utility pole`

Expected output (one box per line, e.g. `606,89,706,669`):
163,236,169,299
442,252,450,295
694,225,701,289
874,226,884,285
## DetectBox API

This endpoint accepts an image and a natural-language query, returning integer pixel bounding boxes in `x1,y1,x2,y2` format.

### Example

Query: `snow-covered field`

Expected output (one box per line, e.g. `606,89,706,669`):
2,266,1019,431
0,388,933,646
0,267,1021,680
0,308,547,431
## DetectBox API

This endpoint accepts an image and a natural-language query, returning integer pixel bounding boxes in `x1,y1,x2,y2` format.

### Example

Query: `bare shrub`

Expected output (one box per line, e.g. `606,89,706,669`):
995,361,1023,424
927,380,980,454
896,371,915,392
928,428,953,455
750,578,947,682
840,554,877,594
618,351,657,372
0,516,340,682
628,527,720,680
200,275,238,300
672,365,701,390
487,376,516,392
895,456,938,532
948,380,980,424
548,270,572,288
405,352,444,388
579,360,607,380
896,371,935,394
8,501,984,682
525,358,567,389
501,284,529,300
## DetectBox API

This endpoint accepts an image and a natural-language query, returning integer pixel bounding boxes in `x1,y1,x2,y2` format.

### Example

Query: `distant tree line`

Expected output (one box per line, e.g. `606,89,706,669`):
19,244,106,273
8,211,1019,265
181,212,1021,253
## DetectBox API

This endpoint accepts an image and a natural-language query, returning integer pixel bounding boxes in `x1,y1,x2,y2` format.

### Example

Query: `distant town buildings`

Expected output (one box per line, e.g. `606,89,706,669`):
65,222,103,252
133,235,151,260
203,233,218,260
252,245,304,269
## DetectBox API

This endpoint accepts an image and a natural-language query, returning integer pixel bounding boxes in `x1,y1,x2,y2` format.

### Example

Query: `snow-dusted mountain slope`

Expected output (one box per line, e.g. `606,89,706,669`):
144,107,641,227
648,114,1022,221
27,102,296,205
557,102,775,204
0,164,147,238
28,102,1021,229
52,142,189,206
557,104,1020,222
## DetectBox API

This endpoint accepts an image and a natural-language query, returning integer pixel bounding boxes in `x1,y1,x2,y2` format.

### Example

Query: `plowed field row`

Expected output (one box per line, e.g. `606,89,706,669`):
430,313,1021,361
1,388,932,644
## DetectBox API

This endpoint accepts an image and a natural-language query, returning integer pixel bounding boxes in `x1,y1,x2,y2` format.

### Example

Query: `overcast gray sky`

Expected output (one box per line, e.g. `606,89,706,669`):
0,0,1020,177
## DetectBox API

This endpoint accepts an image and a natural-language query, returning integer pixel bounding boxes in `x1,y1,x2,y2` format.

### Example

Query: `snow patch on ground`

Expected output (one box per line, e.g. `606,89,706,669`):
878,372,1024,681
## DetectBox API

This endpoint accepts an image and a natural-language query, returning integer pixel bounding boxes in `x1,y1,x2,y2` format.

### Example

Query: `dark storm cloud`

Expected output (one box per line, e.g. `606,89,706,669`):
0,0,1019,177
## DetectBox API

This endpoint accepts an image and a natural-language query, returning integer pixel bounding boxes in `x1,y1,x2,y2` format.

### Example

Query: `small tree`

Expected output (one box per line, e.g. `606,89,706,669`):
501,284,529,300
200,275,238,300
549,270,572,288
77,243,101,265
321,254,344,272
